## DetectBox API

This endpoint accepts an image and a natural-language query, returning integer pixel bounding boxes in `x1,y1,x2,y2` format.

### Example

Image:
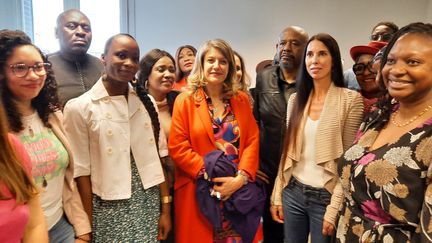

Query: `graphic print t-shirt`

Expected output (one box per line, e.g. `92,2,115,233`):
18,112,69,229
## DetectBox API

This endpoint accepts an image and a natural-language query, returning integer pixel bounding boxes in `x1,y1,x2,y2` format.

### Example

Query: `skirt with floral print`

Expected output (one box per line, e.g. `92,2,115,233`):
92,158,160,243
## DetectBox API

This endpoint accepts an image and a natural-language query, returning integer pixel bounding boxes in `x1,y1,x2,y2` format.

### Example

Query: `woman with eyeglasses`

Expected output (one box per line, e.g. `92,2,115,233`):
336,22,432,242
0,30,91,242
344,22,398,91
370,21,399,42
350,41,387,115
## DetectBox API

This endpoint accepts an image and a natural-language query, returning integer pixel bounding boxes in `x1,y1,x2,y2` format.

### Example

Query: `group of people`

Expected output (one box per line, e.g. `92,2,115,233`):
1,7,432,243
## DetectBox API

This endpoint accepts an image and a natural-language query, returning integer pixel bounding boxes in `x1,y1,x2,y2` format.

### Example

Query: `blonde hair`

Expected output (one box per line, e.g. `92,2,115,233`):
187,39,239,98
234,51,251,92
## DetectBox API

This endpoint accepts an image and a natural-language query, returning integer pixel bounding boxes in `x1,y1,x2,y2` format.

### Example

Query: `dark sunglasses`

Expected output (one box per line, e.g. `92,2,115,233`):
353,62,376,76
370,33,393,42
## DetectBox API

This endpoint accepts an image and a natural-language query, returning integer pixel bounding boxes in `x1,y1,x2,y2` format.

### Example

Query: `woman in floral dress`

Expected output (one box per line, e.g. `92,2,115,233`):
336,22,432,242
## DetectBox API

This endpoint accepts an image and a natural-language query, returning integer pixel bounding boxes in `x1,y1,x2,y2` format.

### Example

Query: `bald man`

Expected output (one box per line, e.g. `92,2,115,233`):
253,26,308,243
48,9,103,106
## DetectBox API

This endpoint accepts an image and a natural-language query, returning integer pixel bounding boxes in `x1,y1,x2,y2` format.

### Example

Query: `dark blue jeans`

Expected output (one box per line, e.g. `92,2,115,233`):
48,215,75,243
282,177,331,243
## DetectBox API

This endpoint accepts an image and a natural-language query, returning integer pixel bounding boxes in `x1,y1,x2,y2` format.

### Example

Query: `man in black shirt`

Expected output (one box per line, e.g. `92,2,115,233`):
253,26,308,243
48,9,103,106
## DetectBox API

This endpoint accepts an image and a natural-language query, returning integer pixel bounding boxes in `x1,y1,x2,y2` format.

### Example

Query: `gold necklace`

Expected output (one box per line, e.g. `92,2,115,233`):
391,105,432,127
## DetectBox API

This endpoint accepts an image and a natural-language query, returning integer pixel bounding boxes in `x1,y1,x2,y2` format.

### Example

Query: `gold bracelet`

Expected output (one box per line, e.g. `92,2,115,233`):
161,195,172,204
237,170,248,185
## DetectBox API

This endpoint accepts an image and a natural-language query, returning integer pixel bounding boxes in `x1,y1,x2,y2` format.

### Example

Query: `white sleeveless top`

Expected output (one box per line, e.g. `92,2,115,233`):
292,116,325,188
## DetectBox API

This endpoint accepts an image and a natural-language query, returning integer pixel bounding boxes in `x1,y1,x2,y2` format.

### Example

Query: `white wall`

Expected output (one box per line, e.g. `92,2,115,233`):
130,0,429,86
427,0,432,23
0,0,22,30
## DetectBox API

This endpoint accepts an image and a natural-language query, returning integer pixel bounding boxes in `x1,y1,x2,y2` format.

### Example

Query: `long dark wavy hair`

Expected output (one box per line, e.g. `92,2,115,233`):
284,33,344,149
0,29,60,133
363,22,432,132
104,34,161,146
137,48,179,115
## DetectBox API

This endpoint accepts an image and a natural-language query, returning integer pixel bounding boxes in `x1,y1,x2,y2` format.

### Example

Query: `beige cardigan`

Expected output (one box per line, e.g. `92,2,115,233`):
49,111,91,236
271,83,363,225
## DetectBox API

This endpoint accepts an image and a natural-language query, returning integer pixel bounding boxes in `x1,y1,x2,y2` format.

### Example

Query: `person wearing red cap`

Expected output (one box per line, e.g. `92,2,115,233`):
350,41,387,115
344,21,399,91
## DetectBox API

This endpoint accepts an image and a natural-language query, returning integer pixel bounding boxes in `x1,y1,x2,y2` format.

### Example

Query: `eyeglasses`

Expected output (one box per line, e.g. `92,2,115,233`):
370,33,393,42
9,63,51,78
353,61,376,75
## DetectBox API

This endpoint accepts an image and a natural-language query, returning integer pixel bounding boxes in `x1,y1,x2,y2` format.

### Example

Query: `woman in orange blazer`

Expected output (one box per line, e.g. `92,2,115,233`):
169,39,260,243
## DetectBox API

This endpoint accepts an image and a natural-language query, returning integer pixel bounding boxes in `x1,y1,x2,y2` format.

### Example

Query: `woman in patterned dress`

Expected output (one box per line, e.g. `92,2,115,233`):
63,34,171,242
336,22,432,242
168,39,260,243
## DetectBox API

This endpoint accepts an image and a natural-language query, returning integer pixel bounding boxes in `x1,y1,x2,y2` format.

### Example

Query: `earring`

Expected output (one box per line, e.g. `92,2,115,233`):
131,77,138,85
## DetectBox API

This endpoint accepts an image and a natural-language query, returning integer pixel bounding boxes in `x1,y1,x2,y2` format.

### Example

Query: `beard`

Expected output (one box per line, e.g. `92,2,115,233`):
279,59,296,70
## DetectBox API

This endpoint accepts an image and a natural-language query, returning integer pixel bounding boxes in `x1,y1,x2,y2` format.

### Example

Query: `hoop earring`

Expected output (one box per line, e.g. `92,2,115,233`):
131,77,138,86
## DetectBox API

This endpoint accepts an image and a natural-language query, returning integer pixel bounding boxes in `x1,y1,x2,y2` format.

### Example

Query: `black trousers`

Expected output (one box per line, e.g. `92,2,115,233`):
262,180,284,243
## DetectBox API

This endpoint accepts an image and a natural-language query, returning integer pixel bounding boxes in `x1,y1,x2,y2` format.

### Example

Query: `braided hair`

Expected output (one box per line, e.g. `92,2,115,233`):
134,81,161,149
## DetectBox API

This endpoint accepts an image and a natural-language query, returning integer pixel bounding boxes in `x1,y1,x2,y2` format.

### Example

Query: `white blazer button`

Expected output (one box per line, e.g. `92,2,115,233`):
144,122,150,128
103,97,110,103
107,147,113,154
149,138,154,144
106,113,112,119
107,129,113,136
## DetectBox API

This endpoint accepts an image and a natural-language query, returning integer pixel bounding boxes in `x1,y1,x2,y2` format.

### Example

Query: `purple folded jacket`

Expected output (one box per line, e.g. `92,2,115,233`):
196,150,266,243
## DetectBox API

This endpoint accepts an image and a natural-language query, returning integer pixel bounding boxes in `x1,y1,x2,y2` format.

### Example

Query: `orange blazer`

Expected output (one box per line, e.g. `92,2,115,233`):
169,88,259,243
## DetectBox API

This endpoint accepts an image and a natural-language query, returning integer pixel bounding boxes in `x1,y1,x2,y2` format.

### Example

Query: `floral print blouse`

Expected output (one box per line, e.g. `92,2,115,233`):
336,106,432,242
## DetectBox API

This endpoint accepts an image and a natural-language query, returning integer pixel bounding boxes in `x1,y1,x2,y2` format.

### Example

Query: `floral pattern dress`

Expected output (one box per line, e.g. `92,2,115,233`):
336,105,432,242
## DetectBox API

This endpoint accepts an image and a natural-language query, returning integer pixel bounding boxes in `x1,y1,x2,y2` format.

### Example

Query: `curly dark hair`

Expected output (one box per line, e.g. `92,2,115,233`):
364,22,432,131
0,29,60,132
138,48,178,114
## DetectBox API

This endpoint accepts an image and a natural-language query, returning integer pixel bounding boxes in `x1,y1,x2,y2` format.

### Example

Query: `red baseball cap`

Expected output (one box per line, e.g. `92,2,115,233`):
350,41,387,61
